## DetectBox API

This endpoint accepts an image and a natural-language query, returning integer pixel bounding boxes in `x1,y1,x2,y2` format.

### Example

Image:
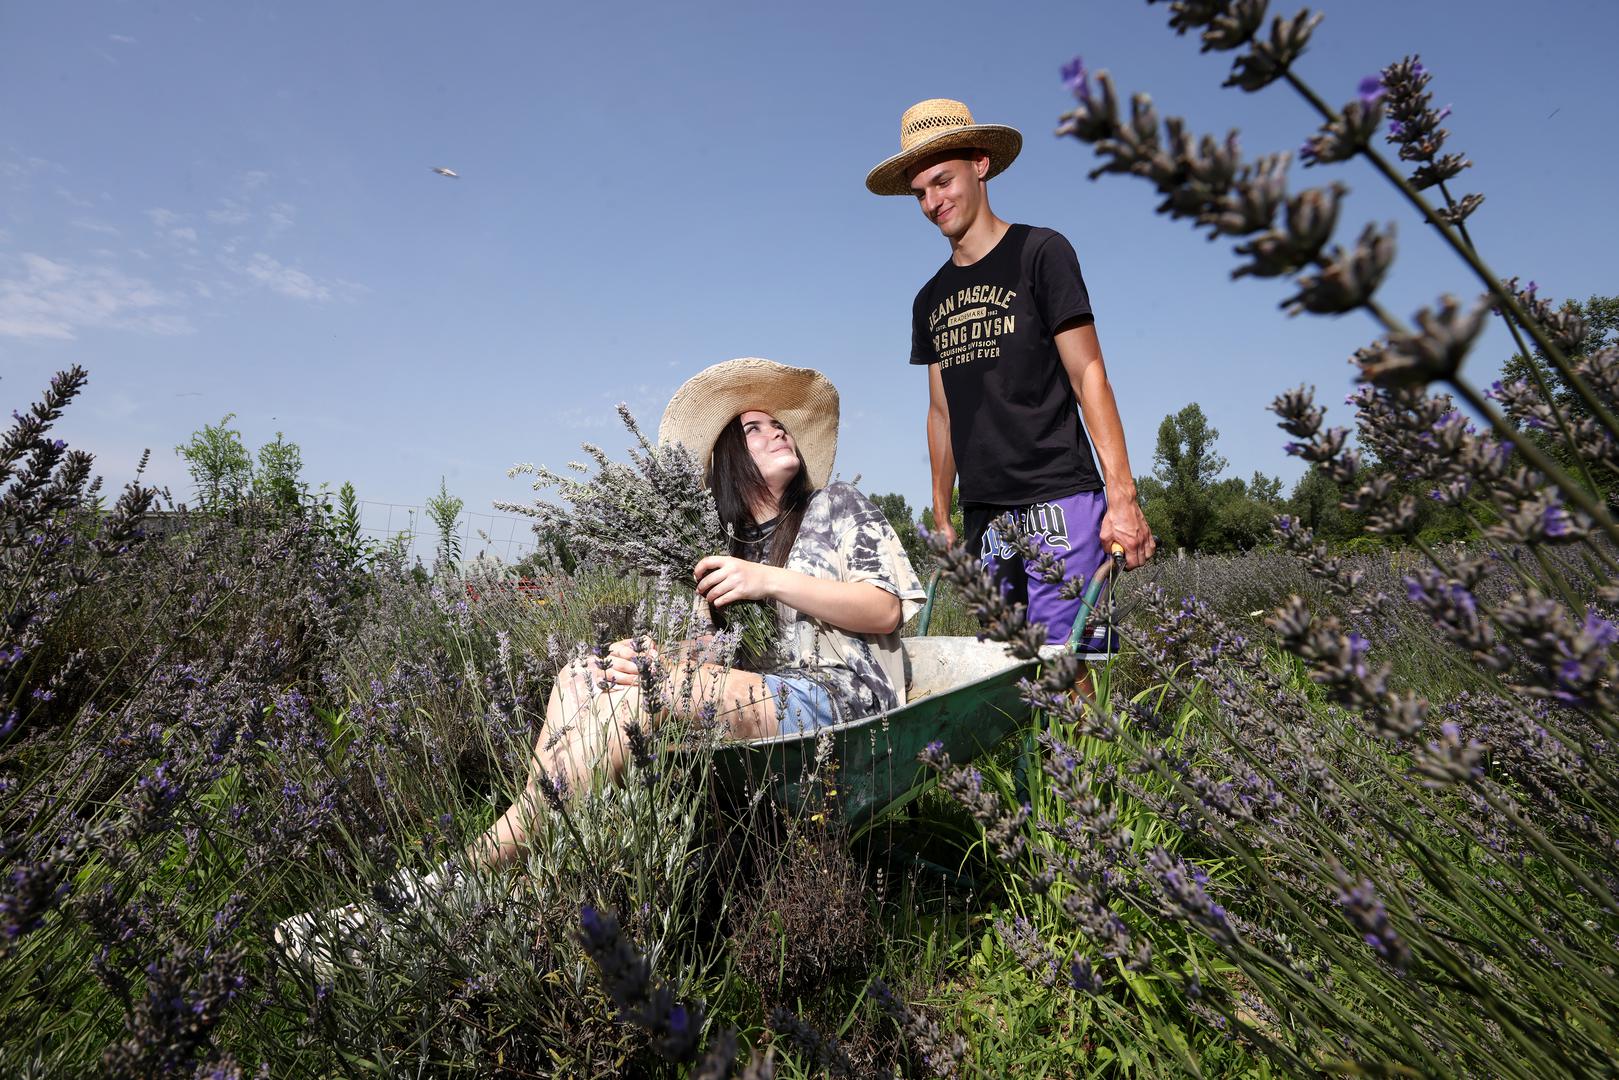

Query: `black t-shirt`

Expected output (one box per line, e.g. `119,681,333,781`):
909,224,1103,506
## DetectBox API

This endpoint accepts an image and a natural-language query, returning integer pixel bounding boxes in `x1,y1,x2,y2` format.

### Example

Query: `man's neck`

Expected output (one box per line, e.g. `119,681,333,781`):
950,213,1011,266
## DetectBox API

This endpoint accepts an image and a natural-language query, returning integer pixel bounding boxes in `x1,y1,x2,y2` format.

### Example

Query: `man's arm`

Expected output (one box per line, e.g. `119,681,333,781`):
926,363,958,548
1054,321,1156,569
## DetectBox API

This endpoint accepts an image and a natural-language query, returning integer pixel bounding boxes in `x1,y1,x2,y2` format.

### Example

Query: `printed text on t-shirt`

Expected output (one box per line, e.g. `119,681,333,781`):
927,285,1018,369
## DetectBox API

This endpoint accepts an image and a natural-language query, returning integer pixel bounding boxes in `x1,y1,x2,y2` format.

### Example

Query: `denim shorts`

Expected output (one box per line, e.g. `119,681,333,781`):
761,673,841,736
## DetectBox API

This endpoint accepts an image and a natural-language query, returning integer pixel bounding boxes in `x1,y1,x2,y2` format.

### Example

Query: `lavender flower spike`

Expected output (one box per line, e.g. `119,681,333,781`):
1061,55,1091,102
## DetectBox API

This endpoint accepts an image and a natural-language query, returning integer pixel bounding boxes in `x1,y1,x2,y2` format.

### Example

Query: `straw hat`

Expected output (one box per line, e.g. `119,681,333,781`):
865,98,1022,196
658,358,839,489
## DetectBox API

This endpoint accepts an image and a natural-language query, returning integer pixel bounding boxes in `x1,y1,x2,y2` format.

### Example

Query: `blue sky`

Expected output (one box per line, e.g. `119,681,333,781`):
5,0,1617,560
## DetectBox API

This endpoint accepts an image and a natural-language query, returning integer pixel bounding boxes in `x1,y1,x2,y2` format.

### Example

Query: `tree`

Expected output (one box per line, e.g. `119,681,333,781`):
176,414,254,513
1499,292,1619,501
1246,470,1284,505
1287,467,1349,539
1149,403,1228,554
256,432,306,515
175,415,313,518
425,476,464,570
1208,475,1283,551
918,486,964,552
869,491,931,577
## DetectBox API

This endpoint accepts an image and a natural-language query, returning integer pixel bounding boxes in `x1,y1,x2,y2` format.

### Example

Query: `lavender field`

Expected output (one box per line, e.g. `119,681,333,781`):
7,4,1619,1077
3,353,1616,1077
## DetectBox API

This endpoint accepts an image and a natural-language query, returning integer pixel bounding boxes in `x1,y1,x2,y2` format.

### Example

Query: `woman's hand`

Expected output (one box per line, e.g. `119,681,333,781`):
693,555,779,609
572,636,660,691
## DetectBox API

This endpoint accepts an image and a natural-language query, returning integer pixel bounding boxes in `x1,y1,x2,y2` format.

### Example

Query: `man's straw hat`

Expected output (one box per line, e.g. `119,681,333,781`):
865,98,1022,196
658,358,839,489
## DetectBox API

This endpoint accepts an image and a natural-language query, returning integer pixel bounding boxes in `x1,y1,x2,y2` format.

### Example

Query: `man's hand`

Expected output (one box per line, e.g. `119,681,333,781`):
930,513,958,549
693,555,780,608
1100,498,1155,569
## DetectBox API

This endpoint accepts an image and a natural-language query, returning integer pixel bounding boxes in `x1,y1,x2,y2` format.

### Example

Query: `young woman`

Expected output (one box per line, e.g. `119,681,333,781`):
276,359,924,958
472,356,926,867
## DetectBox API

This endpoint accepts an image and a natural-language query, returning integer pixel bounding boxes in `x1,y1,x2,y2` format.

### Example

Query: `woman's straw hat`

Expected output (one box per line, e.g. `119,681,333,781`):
658,358,839,488
865,98,1022,196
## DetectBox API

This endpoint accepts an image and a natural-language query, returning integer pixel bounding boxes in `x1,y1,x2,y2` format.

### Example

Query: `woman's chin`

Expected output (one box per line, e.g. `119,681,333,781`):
759,457,800,485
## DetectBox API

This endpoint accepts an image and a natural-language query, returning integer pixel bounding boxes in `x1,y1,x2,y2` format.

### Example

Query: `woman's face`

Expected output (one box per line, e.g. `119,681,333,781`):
738,410,800,494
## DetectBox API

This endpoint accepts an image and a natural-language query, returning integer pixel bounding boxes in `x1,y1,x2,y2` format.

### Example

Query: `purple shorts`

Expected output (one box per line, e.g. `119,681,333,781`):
962,490,1109,646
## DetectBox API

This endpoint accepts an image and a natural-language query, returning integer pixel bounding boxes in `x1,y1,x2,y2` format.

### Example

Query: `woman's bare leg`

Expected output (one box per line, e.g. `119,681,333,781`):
465,658,780,869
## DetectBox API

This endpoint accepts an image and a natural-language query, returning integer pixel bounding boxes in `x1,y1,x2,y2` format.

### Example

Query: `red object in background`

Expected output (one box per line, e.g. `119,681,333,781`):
464,577,549,603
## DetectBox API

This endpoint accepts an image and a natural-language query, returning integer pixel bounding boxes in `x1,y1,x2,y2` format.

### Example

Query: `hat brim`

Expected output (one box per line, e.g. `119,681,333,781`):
865,124,1022,196
658,358,839,490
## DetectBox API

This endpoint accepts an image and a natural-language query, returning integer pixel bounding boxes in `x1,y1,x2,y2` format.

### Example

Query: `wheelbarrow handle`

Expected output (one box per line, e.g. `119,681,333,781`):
917,571,942,637
1064,543,1126,652
915,544,1124,641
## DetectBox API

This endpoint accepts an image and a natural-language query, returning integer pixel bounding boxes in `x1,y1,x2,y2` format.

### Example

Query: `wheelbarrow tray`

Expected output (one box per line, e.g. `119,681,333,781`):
707,636,1073,830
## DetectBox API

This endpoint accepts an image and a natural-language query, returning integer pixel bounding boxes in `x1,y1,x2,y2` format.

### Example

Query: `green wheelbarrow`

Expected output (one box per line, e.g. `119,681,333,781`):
705,549,1125,831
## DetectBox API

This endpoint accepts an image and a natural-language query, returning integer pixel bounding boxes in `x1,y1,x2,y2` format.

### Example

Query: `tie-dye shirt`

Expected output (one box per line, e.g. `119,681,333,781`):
767,482,927,720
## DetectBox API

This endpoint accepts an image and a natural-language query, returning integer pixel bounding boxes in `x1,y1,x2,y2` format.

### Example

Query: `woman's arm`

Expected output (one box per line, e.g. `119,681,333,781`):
692,555,902,635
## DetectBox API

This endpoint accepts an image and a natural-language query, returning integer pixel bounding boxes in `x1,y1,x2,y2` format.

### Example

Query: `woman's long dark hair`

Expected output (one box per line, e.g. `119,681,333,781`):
708,414,815,567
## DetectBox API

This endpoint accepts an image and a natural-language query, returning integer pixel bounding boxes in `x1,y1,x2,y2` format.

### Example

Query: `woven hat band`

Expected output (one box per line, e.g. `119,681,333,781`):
899,100,978,150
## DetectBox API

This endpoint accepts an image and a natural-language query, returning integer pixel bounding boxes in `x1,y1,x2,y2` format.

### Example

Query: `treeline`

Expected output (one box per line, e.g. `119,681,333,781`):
169,414,466,572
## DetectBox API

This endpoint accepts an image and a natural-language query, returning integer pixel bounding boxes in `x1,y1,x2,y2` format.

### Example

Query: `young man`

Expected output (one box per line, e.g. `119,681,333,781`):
866,98,1155,644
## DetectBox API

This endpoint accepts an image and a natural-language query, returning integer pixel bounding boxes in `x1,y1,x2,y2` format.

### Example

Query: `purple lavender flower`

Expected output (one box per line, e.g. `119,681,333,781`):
1069,954,1103,994
577,905,708,1064
1336,876,1412,971
2,848,72,944
1150,850,1236,947
1357,75,1385,103
1061,55,1091,102
1583,611,1618,649
1541,503,1574,538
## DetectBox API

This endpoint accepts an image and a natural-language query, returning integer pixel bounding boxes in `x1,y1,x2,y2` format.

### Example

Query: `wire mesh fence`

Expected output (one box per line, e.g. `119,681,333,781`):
138,501,540,569
354,500,538,566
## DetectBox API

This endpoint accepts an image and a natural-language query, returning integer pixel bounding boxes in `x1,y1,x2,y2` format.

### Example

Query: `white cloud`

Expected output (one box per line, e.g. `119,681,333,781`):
146,207,182,229
0,156,59,187
206,202,251,226
71,218,121,236
236,252,332,302
266,202,295,234
170,226,197,243
109,34,137,45
0,253,193,340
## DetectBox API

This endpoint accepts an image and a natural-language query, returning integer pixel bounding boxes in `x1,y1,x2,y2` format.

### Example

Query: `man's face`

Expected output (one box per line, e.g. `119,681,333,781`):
906,151,988,240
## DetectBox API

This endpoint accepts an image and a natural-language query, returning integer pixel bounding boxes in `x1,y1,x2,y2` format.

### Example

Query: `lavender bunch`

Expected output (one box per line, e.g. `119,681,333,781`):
1058,27,1619,548
496,404,778,667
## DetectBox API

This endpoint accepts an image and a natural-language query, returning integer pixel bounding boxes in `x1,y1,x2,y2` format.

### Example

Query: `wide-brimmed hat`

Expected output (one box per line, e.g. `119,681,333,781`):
658,358,839,489
865,98,1022,196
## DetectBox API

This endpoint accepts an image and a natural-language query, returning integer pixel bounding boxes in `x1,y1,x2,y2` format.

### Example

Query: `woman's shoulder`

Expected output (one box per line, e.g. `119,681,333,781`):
814,480,877,514
792,483,874,554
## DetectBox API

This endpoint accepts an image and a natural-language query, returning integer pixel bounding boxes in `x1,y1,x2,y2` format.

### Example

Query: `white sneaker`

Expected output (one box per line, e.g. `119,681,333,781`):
273,900,370,977
273,863,460,976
